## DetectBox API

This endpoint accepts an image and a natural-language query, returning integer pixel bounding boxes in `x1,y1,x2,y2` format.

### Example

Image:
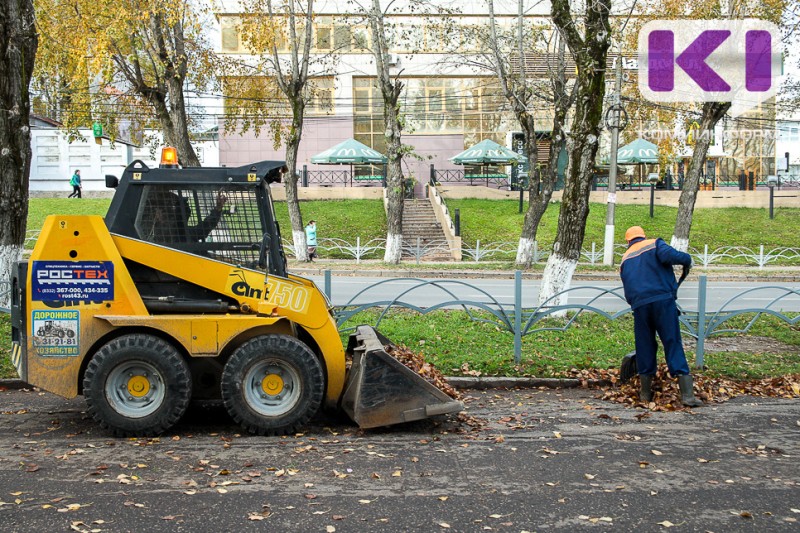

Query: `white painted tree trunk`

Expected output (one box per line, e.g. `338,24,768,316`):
292,229,307,261
670,235,689,252
0,245,22,309
515,237,535,265
383,233,402,263
538,252,577,312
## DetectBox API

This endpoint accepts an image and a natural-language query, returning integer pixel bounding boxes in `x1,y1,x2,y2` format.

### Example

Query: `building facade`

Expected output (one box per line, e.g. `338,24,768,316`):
29,116,219,195
216,1,784,191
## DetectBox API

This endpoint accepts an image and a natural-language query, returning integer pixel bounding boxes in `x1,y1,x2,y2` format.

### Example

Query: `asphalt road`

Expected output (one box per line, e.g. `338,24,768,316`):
309,275,800,312
1,386,799,532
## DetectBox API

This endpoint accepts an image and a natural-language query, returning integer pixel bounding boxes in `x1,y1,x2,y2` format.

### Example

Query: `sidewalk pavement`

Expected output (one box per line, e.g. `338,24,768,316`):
1,386,798,532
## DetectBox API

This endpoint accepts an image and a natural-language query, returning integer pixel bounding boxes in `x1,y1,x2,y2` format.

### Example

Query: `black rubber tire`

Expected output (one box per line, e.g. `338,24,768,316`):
83,334,192,437
221,335,324,436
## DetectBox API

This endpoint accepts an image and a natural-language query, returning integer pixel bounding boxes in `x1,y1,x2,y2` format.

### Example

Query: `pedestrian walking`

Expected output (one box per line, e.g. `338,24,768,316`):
619,226,703,407
305,220,317,262
68,170,82,198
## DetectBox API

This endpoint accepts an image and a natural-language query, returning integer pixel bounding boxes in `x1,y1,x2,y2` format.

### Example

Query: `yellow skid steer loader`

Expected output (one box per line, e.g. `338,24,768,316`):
9,150,461,437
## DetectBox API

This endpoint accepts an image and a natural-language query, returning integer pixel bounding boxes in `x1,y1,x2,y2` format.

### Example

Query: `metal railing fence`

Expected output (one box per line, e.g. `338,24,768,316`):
328,273,800,367
277,234,800,267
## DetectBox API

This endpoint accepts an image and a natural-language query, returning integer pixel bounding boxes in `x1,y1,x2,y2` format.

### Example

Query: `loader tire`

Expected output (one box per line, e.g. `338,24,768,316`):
221,335,324,436
83,334,192,437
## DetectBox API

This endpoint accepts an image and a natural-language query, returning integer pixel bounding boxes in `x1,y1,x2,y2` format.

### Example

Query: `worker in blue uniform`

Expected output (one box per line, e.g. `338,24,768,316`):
619,226,703,407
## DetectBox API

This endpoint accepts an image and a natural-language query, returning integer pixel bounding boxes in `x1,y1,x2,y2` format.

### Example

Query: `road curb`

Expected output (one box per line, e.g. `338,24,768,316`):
446,376,612,389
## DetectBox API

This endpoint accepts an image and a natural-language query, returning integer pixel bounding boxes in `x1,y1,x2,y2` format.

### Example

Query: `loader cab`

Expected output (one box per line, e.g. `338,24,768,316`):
105,158,288,278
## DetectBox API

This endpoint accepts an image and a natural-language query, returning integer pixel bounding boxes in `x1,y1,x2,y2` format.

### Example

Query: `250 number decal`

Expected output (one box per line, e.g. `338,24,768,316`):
268,282,309,313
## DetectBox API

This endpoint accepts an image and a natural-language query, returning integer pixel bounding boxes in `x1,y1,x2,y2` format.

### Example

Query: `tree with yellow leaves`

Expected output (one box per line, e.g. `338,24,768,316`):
33,0,221,166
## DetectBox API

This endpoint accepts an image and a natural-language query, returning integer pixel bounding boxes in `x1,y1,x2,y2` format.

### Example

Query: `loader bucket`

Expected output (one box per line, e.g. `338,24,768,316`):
341,325,464,429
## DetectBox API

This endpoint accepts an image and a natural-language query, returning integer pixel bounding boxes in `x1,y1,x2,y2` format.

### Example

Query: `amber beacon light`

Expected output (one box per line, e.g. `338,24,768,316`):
159,147,179,168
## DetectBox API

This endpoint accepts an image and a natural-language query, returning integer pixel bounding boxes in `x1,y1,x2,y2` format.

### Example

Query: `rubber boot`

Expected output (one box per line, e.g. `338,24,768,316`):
639,375,653,403
678,375,703,407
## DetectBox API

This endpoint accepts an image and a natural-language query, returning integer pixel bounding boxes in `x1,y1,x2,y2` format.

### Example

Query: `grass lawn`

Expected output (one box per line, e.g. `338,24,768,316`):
338,310,800,380
446,199,800,251
26,198,800,254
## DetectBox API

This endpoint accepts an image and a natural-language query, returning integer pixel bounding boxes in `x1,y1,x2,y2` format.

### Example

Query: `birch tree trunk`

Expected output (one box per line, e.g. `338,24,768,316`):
517,36,570,267
285,100,307,260
0,0,37,307
540,0,610,306
671,101,731,251
368,0,404,263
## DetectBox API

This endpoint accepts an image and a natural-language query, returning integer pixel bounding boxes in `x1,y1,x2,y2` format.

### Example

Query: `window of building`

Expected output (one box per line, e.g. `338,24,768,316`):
315,16,333,51
352,77,513,151
223,76,335,118
221,16,241,52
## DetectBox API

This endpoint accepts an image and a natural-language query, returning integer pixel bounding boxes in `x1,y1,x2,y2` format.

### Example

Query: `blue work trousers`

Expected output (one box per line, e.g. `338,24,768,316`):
633,297,690,377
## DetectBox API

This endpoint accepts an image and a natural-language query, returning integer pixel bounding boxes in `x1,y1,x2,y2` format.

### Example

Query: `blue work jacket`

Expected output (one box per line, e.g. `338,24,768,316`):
619,237,691,310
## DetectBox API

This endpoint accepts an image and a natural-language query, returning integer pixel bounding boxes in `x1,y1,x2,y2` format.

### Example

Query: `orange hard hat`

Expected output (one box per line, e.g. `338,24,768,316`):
625,226,646,242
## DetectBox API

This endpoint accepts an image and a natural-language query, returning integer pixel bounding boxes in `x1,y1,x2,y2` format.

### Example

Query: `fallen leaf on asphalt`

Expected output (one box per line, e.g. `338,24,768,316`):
358,499,372,504
439,496,448,501
184,490,197,495
553,431,562,439
791,509,800,513
161,516,176,521
326,526,336,533
657,520,675,527
651,450,663,456
585,365,800,410
392,471,402,477
739,511,753,519
438,523,451,529
584,474,596,480
57,503,84,512
217,488,228,494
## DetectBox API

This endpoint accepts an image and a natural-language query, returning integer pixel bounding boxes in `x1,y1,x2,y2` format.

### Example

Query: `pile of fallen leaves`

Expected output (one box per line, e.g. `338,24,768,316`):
558,365,800,412
384,344,461,400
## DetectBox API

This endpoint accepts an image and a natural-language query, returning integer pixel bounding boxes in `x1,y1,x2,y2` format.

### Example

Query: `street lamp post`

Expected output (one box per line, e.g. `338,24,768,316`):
767,175,778,219
602,50,627,265
648,173,659,218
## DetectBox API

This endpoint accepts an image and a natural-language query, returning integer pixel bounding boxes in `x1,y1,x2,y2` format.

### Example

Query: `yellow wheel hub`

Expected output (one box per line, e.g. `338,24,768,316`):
127,375,151,397
262,374,285,396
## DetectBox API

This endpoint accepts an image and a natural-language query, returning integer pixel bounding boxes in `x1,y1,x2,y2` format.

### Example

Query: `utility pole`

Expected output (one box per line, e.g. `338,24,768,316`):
602,46,625,265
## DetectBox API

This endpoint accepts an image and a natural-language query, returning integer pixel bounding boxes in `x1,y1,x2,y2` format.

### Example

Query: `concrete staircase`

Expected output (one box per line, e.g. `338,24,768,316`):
401,200,453,261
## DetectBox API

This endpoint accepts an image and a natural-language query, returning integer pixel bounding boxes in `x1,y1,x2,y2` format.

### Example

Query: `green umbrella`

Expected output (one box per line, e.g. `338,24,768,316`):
450,139,520,187
450,139,521,165
310,138,387,164
311,139,387,186
616,138,659,164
